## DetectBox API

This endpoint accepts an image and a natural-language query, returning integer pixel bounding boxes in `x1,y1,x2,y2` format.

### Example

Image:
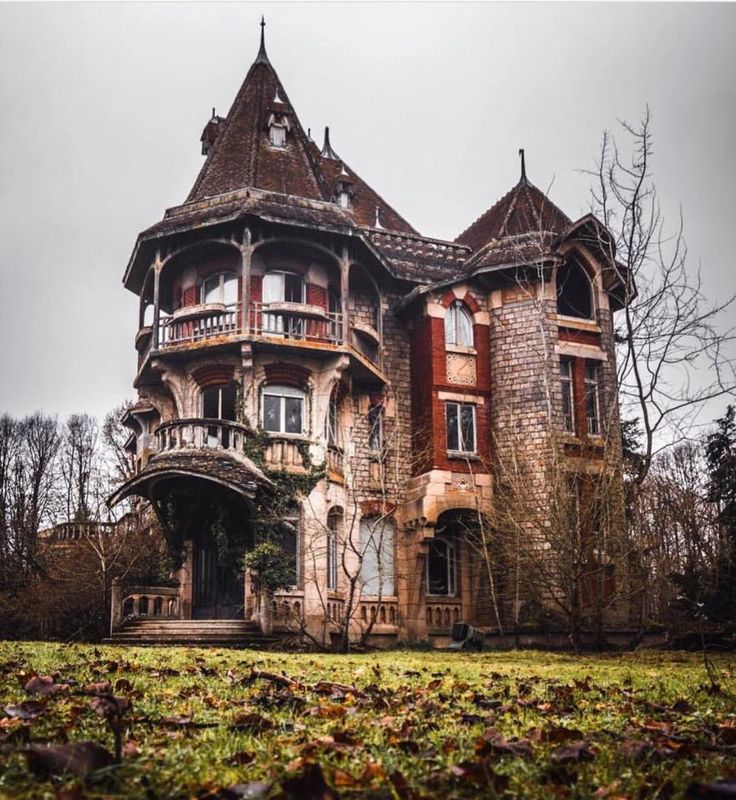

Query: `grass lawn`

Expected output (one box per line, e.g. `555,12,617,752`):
0,642,735,799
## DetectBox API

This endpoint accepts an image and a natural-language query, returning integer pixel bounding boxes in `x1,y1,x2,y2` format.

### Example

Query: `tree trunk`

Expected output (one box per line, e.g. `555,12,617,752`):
259,589,273,636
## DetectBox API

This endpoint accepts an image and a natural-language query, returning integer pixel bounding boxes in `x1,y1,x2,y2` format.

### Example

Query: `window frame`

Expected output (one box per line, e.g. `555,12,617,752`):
201,271,238,306
261,384,306,435
556,256,594,320
584,362,601,436
269,123,287,148
445,401,477,455
326,508,342,591
445,301,474,348
425,534,458,597
359,516,395,597
560,358,575,433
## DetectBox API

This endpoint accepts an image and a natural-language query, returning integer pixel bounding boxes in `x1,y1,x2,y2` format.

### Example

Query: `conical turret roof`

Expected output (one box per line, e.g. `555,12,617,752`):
187,27,330,203
455,171,571,252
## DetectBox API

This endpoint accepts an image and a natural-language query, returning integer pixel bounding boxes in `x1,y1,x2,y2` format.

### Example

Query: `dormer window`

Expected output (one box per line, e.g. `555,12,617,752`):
335,173,354,210
269,123,286,148
267,111,290,149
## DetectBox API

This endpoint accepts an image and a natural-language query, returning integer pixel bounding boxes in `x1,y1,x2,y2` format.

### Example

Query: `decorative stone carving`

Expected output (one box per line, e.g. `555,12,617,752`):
446,353,476,386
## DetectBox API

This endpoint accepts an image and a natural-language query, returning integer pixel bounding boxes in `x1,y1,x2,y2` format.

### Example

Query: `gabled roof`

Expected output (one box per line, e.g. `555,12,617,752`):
455,176,571,252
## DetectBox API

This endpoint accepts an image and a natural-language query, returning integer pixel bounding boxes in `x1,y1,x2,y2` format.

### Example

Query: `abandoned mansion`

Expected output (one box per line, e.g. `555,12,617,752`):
108,25,629,647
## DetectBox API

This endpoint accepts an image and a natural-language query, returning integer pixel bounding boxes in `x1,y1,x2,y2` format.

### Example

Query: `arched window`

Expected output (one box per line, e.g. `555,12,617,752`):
360,516,395,596
262,384,305,434
142,303,154,327
426,534,458,596
202,271,238,306
556,257,593,319
445,301,473,347
326,507,343,590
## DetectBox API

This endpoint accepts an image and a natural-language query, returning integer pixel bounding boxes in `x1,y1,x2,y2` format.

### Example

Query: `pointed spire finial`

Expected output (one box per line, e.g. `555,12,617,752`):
321,126,340,159
255,16,270,64
518,148,528,186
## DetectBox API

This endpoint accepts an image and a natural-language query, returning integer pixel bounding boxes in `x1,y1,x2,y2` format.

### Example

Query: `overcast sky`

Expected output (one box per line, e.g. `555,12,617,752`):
1,2,735,423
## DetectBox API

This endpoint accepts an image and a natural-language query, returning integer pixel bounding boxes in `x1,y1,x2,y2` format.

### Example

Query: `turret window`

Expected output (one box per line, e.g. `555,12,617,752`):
202,272,238,305
584,364,601,435
557,256,593,319
446,401,476,454
262,384,305,435
560,358,575,433
445,301,473,347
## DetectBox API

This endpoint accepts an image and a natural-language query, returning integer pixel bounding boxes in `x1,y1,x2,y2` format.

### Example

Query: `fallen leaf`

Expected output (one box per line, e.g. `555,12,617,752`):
3,700,46,720
550,741,596,764
282,761,339,799
26,742,115,777
25,675,68,696
686,778,736,798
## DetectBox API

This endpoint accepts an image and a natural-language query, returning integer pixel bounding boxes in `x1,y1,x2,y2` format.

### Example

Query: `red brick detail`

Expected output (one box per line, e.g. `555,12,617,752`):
250,275,263,302
440,290,456,309
182,285,199,307
572,357,587,439
461,292,481,315
359,500,396,517
192,365,235,389
474,323,491,391
264,362,311,388
306,284,327,308
558,327,601,348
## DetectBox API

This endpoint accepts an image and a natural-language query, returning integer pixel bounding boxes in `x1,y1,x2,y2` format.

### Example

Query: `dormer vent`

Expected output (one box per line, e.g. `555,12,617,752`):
200,108,225,156
335,166,354,209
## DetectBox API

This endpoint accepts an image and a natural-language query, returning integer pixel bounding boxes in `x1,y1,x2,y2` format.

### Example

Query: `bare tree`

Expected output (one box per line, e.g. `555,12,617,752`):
589,108,736,483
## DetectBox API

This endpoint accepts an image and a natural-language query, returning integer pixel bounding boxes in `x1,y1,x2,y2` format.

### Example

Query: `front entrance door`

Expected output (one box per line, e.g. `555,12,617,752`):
192,542,243,619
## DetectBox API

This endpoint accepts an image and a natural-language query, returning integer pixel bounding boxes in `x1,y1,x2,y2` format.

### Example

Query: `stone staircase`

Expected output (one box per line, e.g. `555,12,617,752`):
106,618,278,648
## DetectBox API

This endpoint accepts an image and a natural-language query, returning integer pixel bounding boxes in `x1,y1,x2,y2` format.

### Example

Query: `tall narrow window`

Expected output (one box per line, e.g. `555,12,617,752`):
326,508,342,591
446,402,476,454
262,385,305,434
584,363,600,435
276,505,300,586
560,359,575,433
202,383,237,447
262,271,305,337
325,389,341,447
445,301,473,347
426,534,458,596
360,516,395,596
368,402,383,454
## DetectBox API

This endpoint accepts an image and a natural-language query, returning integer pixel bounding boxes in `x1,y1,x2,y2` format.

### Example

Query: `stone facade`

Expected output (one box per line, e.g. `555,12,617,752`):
109,28,631,646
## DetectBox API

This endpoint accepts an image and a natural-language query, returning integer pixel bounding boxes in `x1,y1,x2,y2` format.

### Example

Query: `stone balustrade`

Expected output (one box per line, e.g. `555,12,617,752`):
425,599,462,631
359,598,399,628
110,579,180,634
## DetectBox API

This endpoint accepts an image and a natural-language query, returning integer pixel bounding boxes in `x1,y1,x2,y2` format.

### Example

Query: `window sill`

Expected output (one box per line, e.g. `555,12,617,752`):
446,450,480,461
425,594,461,601
555,315,601,333
445,343,476,355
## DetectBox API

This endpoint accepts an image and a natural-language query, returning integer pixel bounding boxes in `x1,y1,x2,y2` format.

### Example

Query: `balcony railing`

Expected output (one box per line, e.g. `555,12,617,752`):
156,418,252,455
158,303,238,347
154,419,312,473
252,302,343,345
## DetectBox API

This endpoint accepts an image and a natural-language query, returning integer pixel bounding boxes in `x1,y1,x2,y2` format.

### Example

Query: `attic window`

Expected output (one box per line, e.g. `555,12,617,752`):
335,175,354,209
269,123,286,148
